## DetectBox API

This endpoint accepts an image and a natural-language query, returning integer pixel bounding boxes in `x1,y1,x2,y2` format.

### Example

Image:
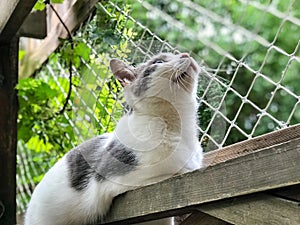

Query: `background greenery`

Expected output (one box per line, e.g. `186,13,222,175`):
17,0,299,213
130,0,300,145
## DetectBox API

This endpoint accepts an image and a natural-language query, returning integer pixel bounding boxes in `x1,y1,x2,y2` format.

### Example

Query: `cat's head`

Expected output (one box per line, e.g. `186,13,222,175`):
110,52,200,110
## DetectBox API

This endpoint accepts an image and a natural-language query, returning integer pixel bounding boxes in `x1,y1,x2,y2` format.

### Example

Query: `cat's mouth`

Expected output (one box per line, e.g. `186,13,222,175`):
179,71,189,79
172,59,198,91
176,61,197,80
179,58,198,76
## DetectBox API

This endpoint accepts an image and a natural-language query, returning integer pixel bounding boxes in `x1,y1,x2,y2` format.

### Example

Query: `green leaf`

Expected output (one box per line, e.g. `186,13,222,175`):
33,1,46,11
27,135,54,153
18,124,33,142
16,78,58,102
51,0,64,3
19,50,26,61
74,42,91,62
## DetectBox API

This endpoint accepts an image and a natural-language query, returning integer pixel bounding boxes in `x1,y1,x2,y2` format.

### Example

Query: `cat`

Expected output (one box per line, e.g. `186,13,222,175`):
24,52,203,225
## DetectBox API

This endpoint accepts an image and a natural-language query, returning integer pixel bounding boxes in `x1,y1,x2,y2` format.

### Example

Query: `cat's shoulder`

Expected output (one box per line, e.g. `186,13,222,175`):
69,133,111,154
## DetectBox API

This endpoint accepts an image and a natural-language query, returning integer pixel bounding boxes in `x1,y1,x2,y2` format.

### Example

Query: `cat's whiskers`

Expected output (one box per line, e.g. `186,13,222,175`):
178,74,190,92
162,65,177,93
169,73,175,93
164,62,196,92
172,61,197,92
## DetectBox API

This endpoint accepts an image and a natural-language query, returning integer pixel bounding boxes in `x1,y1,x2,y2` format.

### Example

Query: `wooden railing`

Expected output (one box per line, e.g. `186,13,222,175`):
100,125,300,224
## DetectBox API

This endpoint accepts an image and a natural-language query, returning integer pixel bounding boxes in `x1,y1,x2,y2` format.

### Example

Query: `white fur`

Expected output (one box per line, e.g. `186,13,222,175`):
25,53,203,225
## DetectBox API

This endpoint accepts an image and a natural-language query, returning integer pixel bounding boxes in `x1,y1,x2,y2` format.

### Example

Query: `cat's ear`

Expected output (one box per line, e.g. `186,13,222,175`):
110,59,136,86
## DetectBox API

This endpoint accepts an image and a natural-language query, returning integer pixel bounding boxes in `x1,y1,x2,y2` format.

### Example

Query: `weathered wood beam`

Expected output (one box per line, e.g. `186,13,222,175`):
204,123,300,166
20,0,99,78
99,137,300,224
0,0,37,42
18,9,47,39
0,38,19,225
198,193,300,225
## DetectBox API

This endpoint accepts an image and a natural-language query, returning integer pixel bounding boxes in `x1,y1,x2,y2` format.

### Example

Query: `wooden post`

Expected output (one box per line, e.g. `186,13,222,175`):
0,37,18,225
0,1,39,224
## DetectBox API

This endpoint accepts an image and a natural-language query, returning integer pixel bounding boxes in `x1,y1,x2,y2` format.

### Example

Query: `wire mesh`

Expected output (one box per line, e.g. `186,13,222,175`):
17,0,300,215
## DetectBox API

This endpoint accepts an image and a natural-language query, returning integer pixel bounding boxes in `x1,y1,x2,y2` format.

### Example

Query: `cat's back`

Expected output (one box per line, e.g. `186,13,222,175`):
25,133,113,225
27,133,112,198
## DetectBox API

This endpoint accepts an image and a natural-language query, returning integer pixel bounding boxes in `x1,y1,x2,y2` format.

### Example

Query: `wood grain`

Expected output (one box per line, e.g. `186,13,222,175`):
0,0,37,42
198,193,300,225
99,137,300,224
204,124,300,166
20,0,98,77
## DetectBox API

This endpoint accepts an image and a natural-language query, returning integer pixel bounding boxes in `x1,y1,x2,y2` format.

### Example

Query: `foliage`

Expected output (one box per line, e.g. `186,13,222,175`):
17,1,135,210
18,1,135,158
34,0,65,11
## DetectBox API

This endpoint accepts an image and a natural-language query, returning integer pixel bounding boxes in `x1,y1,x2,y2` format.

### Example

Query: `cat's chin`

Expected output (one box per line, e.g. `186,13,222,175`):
179,57,199,77
173,64,196,82
189,60,198,72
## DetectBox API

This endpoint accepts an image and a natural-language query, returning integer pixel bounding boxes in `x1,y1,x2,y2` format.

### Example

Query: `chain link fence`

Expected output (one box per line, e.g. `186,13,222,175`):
17,0,300,216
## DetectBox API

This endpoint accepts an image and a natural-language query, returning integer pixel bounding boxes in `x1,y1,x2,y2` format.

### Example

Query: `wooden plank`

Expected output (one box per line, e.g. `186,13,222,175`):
99,137,300,224
0,38,19,225
18,9,47,39
180,212,230,225
0,0,37,42
204,124,300,166
19,0,98,78
198,193,300,225
0,0,20,33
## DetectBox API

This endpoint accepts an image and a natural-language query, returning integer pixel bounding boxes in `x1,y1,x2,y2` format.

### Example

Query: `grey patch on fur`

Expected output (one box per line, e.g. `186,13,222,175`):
133,76,152,96
131,64,159,96
67,135,138,191
67,135,108,191
99,140,138,177
143,65,157,77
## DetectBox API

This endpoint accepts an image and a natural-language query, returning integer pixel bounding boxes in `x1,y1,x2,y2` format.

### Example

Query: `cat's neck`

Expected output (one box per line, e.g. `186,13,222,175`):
129,91,197,127
118,99,198,141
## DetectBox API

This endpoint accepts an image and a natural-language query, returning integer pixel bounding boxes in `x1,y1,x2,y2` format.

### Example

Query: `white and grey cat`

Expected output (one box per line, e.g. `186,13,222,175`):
25,52,203,225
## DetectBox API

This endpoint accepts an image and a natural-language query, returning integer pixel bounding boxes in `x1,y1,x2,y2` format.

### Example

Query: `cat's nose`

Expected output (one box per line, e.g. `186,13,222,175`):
180,53,190,58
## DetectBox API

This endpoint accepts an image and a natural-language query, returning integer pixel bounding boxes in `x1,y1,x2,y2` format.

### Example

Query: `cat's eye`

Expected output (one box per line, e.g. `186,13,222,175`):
153,59,164,64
